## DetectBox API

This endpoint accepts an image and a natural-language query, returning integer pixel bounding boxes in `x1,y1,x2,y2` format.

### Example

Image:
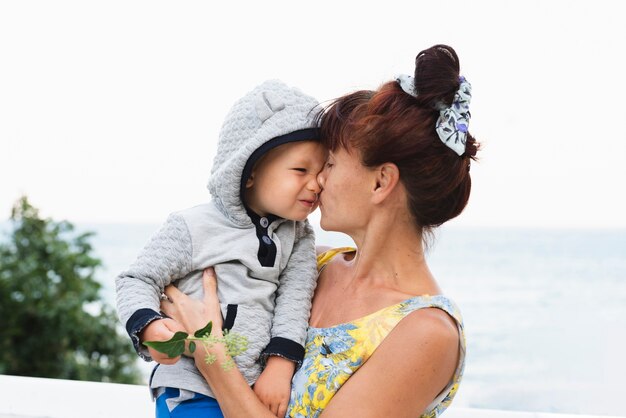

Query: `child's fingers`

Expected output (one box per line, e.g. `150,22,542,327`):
147,346,180,365
277,402,287,418
153,352,180,365
265,400,276,415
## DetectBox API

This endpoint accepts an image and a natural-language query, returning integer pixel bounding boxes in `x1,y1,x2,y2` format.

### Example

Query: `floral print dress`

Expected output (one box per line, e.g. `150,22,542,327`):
286,248,466,418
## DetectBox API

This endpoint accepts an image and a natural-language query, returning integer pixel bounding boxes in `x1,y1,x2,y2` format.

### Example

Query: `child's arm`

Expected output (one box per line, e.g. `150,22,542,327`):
253,356,295,418
115,213,194,360
261,220,317,366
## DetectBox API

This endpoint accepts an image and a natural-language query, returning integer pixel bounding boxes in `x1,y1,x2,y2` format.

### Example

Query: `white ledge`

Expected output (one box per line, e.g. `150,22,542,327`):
0,374,621,418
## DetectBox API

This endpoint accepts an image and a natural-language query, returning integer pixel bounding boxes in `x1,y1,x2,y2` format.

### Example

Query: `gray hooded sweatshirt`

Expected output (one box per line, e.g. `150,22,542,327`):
115,80,320,398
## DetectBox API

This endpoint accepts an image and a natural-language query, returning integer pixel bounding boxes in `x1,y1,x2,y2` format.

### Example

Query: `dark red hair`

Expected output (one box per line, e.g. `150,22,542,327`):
318,45,480,232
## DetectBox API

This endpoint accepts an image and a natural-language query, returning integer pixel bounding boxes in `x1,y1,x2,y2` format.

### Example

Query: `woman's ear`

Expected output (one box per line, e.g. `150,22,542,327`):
371,163,400,204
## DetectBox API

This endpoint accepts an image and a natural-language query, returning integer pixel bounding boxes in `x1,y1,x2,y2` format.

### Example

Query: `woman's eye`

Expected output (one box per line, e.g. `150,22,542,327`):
325,162,334,168
292,168,307,173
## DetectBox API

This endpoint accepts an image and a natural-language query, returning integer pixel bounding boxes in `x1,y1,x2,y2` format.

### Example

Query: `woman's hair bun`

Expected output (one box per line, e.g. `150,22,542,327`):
413,44,461,110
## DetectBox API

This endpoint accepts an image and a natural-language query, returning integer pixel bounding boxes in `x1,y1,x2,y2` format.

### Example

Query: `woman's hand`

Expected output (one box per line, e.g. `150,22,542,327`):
159,268,277,417
160,267,224,334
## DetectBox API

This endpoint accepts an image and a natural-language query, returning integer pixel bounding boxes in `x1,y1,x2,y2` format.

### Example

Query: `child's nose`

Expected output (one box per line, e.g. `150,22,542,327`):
308,175,322,193
316,171,326,190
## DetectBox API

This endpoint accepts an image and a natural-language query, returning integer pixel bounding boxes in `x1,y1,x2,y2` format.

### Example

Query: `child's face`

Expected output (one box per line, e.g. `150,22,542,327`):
245,141,327,221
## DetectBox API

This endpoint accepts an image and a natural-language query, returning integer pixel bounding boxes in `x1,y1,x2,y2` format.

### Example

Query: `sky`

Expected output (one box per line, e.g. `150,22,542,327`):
1,0,625,228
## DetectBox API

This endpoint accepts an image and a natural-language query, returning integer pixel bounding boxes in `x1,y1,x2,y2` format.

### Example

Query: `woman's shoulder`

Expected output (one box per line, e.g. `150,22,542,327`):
312,247,356,307
385,296,463,383
400,294,464,326
395,304,460,344
315,245,332,257
376,295,463,365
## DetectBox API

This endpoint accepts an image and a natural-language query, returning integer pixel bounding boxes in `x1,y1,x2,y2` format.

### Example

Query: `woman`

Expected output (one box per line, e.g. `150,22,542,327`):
161,44,479,417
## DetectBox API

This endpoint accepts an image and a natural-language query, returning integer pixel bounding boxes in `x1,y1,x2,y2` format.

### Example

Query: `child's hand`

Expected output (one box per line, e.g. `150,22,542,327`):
140,318,186,364
253,356,296,418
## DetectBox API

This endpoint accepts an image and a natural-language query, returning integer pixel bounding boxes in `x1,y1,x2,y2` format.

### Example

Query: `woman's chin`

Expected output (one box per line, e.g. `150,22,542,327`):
319,218,340,233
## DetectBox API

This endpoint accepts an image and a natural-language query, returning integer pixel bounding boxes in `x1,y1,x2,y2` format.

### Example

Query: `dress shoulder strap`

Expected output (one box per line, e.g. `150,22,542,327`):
398,295,463,324
316,247,356,272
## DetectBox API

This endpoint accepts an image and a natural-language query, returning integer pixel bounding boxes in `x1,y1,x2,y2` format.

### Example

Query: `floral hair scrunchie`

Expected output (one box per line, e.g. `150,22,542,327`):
396,75,472,156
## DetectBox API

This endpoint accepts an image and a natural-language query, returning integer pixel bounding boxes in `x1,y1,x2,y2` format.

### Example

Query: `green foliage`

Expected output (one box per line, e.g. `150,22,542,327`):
144,321,248,371
0,196,141,383
143,331,188,359
194,321,212,338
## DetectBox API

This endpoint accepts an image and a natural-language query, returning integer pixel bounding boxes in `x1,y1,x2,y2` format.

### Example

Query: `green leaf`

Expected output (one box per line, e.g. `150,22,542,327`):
189,341,196,353
143,331,189,358
194,321,213,338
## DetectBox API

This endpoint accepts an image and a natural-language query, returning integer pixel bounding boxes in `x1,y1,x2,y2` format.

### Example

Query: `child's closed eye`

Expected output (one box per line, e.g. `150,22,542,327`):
291,168,307,173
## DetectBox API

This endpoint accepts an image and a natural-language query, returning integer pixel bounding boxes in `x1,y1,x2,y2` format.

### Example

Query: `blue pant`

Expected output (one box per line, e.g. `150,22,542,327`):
155,387,224,418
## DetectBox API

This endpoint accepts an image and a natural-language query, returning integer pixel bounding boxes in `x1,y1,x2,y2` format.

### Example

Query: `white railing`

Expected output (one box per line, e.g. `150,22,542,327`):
0,374,621,418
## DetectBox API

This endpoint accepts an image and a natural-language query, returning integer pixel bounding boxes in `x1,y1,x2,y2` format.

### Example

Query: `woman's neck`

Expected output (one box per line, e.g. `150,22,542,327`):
346,211,440,296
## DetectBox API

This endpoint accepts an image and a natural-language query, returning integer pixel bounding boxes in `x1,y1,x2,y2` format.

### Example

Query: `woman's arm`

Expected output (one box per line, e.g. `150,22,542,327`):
320,308,460,417
162,269,460,418
161,268,278,418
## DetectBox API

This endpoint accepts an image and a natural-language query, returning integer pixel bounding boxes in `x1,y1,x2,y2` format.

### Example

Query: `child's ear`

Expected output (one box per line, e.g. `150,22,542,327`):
245,173,255,189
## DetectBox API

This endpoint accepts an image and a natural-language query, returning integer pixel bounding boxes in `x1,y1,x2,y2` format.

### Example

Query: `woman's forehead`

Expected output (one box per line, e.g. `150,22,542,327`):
330,145,357,159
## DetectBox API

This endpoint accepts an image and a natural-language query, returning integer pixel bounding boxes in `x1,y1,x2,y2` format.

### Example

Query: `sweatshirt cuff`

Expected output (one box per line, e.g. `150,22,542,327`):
126,308,164,361
261,337,305,367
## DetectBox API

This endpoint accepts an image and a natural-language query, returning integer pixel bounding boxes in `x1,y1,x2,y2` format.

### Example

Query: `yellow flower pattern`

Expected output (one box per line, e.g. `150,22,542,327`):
287,248,466,418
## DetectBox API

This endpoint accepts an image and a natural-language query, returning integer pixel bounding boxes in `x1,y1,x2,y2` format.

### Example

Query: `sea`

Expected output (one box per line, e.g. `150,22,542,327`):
8,222,626,416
